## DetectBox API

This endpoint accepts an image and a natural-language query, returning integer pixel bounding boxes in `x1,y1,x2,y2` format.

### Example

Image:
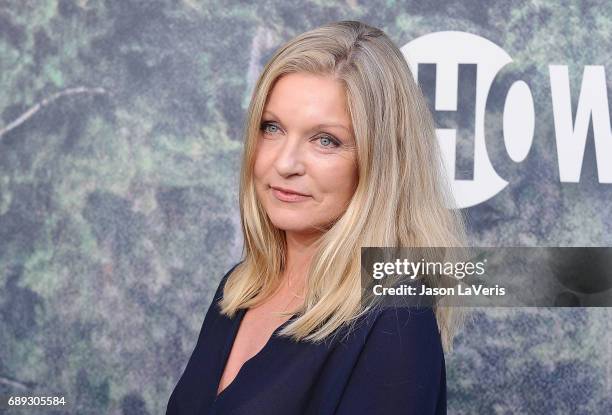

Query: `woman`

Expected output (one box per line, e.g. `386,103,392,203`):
166,20,466,415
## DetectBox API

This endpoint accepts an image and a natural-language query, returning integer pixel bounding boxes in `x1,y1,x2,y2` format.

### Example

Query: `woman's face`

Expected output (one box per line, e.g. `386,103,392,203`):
254,72,358,238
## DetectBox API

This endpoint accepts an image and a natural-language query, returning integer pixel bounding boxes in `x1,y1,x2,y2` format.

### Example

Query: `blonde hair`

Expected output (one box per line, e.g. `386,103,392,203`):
218,20,468,353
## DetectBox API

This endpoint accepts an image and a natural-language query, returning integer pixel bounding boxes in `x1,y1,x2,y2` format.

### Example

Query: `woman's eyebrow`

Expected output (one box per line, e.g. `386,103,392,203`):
262,110,352,133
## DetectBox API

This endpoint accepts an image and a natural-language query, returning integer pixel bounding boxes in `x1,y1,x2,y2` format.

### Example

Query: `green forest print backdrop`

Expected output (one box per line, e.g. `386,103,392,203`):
1,1,611,414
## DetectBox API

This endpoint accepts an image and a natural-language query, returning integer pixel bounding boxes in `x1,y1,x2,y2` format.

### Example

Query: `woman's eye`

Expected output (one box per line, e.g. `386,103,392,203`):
317,135,340,148
260,123,339,148
261,122,280,134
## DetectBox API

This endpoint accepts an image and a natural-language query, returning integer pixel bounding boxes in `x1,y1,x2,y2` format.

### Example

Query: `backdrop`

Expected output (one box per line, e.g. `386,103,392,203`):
0,1,610,414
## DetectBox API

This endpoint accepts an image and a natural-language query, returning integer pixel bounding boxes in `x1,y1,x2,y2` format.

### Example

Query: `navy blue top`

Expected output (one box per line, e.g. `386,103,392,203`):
166,263,446,414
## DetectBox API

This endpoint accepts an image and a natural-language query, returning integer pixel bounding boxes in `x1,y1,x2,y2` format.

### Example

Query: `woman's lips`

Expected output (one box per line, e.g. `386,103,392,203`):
270,187,311,202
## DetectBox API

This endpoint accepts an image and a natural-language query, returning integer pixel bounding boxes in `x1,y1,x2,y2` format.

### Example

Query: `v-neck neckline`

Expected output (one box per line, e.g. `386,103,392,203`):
213,308,298,403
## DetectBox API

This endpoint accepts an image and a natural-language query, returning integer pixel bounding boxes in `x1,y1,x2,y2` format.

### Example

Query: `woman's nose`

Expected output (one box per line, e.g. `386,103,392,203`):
273,135,306,177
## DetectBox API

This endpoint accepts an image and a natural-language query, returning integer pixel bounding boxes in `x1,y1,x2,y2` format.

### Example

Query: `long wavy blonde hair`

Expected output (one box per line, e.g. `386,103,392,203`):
218,20,467,353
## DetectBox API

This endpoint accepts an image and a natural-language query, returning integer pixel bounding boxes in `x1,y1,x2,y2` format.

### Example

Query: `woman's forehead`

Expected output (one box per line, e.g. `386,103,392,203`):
264,73,352,128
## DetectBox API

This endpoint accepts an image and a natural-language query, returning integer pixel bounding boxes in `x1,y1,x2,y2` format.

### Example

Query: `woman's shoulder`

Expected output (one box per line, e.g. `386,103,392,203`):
332,306,446,414
359,305,444,364
191,261,243,344
370,305,440,335
346,305,445,385
369,305,441,344
212,261,243,301
336,305,442,355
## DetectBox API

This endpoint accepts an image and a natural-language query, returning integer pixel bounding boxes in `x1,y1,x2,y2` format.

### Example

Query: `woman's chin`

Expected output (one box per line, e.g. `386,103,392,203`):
268,217,319,234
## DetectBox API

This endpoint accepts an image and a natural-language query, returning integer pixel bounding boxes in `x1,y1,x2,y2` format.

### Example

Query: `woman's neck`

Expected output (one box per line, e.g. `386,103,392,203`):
283,230,322,297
